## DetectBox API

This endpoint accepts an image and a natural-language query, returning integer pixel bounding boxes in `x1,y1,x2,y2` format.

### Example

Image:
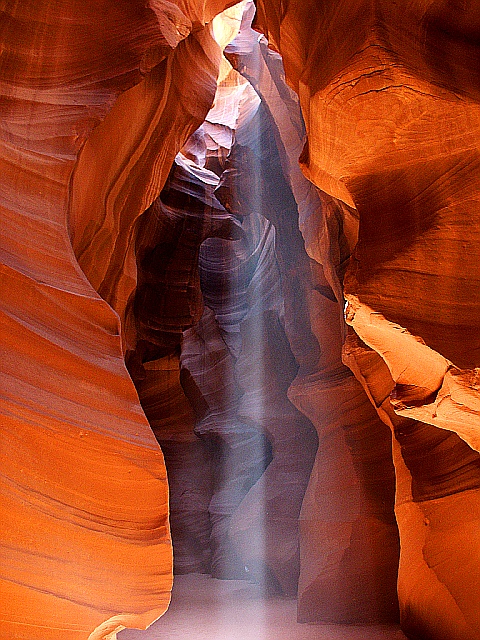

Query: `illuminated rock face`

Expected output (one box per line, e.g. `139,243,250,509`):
2,1,480,640
222,13,399,620
0,1,236,638
134,54,319,593
255,1,480,638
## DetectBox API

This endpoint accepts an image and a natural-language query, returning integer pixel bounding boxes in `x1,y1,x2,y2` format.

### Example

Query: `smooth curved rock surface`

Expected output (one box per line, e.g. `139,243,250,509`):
222,9,399,619
0,1,238,638
255,1,480,637
127,47,319,593
181,41,320,594
134,353,213,575
129,146,243,576
3,1,480,638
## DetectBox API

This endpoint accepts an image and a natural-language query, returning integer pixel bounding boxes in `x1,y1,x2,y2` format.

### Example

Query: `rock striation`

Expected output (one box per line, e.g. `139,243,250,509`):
2,1,480,639
255,1,480,638
222,8,399,619
137,54,319,592
0,1,241,638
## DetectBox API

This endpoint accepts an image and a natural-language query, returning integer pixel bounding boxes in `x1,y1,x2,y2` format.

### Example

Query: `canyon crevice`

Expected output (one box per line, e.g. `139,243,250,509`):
1,1,479,639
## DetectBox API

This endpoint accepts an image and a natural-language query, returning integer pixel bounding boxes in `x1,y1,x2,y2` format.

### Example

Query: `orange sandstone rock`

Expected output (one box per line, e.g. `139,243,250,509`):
256,1,480,637
222,8,399,616
0,1,237,638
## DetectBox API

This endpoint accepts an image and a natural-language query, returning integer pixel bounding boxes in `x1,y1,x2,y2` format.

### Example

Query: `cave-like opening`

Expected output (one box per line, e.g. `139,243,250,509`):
119,3,402,638
4,0,480,638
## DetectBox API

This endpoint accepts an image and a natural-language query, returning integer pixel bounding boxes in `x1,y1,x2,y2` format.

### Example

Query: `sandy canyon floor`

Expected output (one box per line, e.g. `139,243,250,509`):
119,574,408,640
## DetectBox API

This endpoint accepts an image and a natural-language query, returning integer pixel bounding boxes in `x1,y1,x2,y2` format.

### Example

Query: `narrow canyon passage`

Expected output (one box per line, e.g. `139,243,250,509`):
1,1,480,640
123,5,401,635
120,575,407,640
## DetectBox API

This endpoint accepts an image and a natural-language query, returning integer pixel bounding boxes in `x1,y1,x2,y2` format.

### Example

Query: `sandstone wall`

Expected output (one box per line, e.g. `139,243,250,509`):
2,2,480,639
256,2,480,638
0,2,237,638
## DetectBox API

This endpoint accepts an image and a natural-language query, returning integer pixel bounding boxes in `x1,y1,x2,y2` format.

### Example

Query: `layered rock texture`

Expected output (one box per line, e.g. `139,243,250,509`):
131,45,320,595
0,1,241,638
1,1,480,640
255,2,480,639
222,13,400,621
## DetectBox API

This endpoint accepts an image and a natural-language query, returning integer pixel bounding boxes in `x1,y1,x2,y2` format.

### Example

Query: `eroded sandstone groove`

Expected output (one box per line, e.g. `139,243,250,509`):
1,2,479,640
0,1,240,638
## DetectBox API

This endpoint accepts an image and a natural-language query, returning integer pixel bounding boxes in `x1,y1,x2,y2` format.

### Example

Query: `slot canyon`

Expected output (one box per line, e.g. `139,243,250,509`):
1,1,479,639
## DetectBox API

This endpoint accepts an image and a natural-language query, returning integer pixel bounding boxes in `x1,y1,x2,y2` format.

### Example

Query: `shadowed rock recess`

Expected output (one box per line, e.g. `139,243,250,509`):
1,1,479,639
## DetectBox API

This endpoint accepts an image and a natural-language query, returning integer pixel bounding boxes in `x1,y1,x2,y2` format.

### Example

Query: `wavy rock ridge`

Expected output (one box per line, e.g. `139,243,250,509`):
0,1,239,638
2,1,480,640
255,1,480,638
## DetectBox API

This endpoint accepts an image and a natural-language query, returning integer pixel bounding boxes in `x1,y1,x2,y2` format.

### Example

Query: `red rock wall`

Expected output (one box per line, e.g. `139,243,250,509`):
124,45,320,595
0,1,235,638
3,1,480,639
256,1,480,638
130,149,244,577
223,12,399,620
